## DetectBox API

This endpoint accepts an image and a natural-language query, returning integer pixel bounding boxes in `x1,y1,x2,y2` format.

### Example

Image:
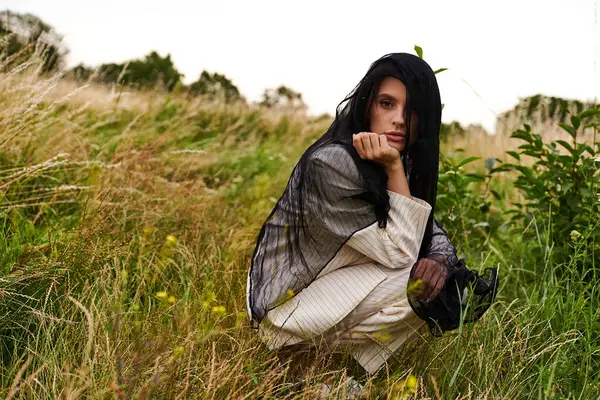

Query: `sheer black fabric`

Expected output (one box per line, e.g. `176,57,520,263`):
247,52,498,330
248,144,380,327
408,260,499,336
427,220,459,267
248,53,442,326
410,221,499,335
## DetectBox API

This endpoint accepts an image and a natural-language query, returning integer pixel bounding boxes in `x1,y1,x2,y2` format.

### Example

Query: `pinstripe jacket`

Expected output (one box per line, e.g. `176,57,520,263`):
247,144,458,330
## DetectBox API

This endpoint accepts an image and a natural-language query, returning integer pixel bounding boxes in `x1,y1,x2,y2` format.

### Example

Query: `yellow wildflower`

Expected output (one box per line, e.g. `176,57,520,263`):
173,346,185,358
168,296,176,304
570,230,582,242
156,291,168,300
406,374,417,393
392,374,418,396
407,279,425,296
212,305,226,316
166,235,177,245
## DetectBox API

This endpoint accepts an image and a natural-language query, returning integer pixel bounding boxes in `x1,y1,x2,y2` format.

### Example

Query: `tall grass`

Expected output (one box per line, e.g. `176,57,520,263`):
0,68,597,399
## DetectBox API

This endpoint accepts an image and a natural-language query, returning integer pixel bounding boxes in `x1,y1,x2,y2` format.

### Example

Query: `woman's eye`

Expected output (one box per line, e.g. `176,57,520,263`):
381,100,393,108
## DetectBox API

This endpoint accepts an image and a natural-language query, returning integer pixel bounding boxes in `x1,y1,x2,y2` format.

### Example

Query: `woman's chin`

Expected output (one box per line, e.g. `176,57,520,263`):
388,143,405,152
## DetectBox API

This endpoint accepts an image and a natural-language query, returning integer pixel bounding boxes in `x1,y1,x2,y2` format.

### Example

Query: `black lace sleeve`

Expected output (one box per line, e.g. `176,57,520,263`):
409,219,499,336
424,219,459,267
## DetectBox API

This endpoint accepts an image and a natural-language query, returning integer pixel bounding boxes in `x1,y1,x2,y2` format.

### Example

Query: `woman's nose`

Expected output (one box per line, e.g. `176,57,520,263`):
392,109,405,128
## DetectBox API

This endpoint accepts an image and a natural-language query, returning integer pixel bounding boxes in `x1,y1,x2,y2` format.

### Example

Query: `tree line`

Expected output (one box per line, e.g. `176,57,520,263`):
0,10,306,109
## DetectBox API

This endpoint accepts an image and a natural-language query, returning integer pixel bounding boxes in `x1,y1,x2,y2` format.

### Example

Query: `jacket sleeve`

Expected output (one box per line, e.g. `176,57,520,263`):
308,144,431,270
345,191,431,269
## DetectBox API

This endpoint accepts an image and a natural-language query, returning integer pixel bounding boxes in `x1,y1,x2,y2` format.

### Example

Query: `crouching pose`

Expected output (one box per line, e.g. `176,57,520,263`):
246,53,498,376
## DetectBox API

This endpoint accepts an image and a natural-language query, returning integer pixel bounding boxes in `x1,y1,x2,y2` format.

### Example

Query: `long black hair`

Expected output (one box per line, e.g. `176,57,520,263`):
299,52,441,255
248,52,443,325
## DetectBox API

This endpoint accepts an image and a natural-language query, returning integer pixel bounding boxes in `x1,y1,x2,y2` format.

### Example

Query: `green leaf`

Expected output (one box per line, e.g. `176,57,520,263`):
447,181,456,193
558,123,576,137
555,140,575,155
414,45,423,59
533,134,544,150
570,115,581,130
581,144,595,155
506,151,521,161
515,165,534,179
511,130,533,143
518,144,535,151
457,156,481,168
434,68,448,74
490,165,514,173
523,150,540,158
579,108,600,119
463,174,486,184
561,182,575,194
557,155,572,164
491,189,502,200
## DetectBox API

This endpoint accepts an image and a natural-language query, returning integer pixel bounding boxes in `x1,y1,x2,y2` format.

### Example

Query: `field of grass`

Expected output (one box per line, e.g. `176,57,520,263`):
0,70,598,399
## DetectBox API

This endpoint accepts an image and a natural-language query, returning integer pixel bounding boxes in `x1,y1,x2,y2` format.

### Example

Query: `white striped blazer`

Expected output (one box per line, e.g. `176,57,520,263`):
252,190,432,347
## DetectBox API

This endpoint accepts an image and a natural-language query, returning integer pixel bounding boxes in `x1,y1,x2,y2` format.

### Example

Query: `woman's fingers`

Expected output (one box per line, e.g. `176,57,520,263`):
352,132,401,167
369,133,380,155
412,259,447,302
352,134,364,156
428,270,446,301
412,260,425,281
419,264,435,300
360,134,371,157
360,132,378,158
379,134,390,150
352,132,381,155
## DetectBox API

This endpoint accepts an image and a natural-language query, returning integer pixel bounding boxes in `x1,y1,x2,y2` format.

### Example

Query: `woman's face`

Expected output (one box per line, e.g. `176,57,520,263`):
368,76,419,153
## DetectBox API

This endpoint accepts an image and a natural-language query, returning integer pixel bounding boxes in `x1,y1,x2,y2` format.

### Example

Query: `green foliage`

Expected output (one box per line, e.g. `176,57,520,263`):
71,51,184,91
500,94,596,127
187,71,242,103
0,10,67,73
491,108,600,269
414,45,423,59
259,85,305,109
439,121,466,142
435,151,504,256
1,43,599,398
66,63,94,81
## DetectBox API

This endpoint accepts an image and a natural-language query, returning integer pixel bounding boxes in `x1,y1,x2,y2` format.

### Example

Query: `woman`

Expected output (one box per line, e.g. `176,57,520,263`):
246,52,498,375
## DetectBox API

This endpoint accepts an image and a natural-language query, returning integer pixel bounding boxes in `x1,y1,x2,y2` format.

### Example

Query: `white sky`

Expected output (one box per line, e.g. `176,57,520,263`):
2,0,599,132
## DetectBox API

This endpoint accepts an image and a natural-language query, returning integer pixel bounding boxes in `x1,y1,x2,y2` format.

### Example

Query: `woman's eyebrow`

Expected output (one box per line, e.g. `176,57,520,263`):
376,93,398,101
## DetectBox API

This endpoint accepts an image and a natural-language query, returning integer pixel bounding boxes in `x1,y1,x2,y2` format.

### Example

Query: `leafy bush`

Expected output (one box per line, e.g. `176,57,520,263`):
187,71,243,103
0,10,67,73
492,108,600,271
434,151,503,257
70,51,183,92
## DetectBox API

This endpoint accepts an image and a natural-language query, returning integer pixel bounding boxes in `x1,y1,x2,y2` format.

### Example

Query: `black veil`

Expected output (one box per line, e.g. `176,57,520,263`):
248,53,443,326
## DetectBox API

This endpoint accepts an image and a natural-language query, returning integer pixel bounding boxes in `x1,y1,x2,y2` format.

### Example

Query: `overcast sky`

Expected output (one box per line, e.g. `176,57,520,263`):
3,0,599,132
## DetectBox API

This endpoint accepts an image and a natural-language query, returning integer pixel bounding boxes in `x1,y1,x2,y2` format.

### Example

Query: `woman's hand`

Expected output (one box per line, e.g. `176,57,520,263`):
411,258,447,302
352,132,402,171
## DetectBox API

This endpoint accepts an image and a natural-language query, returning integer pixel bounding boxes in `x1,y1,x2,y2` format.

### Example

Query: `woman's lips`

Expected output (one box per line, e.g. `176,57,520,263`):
384,131,406,142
